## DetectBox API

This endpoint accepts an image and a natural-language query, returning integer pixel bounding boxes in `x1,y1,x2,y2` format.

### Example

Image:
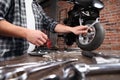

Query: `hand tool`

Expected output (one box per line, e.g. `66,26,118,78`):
0,61,44,70
0,60,54,80
68,62,120,80
42,62,120,80
1,59,78,80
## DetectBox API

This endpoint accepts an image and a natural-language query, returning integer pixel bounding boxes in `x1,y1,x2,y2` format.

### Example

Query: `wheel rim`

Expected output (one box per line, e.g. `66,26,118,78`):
78,26,96,45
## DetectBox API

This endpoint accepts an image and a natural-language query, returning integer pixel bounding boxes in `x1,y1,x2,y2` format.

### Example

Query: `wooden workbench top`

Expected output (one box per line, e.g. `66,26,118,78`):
0,50,120,80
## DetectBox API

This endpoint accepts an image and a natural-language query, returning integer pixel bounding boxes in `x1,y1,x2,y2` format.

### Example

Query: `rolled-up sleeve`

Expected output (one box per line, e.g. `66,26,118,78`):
0,0,11,20
40,7,58,33
42,15,58,33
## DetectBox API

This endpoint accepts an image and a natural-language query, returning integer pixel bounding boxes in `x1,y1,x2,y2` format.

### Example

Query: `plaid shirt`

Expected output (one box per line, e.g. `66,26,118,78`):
0,0,58,60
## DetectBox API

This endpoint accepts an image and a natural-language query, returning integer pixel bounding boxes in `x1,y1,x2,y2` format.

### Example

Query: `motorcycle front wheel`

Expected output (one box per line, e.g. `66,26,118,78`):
76,20,105,51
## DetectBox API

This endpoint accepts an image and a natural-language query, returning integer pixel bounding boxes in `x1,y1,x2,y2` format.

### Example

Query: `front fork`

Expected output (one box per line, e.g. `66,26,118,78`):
79,18,100,27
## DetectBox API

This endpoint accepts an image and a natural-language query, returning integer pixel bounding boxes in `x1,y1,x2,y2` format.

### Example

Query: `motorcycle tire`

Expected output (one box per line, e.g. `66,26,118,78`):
76,20,105,51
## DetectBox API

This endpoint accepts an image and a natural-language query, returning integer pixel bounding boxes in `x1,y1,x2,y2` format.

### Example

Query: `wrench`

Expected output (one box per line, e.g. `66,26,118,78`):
89,18,99,28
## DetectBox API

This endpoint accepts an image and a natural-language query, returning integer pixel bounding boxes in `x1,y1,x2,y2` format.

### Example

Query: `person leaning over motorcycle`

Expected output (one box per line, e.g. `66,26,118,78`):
0,0,88,60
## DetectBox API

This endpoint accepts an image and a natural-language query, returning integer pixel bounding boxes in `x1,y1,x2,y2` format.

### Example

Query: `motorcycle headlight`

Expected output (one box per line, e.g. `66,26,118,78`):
94,3,104,9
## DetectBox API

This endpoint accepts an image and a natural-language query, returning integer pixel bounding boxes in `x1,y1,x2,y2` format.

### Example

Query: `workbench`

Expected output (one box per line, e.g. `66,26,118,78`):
0,50,120,80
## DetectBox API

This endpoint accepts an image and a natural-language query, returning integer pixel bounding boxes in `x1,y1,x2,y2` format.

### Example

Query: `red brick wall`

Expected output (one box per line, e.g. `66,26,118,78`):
99,0,120,50
57,0,120,50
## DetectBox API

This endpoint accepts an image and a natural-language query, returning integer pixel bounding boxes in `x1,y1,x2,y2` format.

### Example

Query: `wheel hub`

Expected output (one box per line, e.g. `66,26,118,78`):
78,27,96,45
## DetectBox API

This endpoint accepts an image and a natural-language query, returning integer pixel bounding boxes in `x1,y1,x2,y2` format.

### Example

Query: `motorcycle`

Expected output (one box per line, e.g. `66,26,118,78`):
62,0,105,51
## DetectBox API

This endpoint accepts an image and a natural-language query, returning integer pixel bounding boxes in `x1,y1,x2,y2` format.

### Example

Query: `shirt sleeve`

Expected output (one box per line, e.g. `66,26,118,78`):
38,5,58,33
0,0,12,20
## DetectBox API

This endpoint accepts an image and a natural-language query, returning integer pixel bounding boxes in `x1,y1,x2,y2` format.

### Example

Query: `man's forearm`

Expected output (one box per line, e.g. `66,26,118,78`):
54,24,72,33
54,24,88,35
0,20,28,39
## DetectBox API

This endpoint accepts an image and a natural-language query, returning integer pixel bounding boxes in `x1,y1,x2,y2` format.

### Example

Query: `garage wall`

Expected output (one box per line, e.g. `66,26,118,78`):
57,0,120,50
99,0,120,50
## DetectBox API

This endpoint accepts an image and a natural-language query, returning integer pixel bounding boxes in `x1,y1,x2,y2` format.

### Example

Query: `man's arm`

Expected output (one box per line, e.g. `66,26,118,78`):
54,24,88,35
0,20,28,38
0,20,48,46
38,4,88,34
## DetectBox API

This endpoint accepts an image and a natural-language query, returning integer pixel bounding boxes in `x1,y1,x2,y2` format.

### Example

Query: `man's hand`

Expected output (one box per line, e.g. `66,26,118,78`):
70,25,88,35
26,29,48,46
